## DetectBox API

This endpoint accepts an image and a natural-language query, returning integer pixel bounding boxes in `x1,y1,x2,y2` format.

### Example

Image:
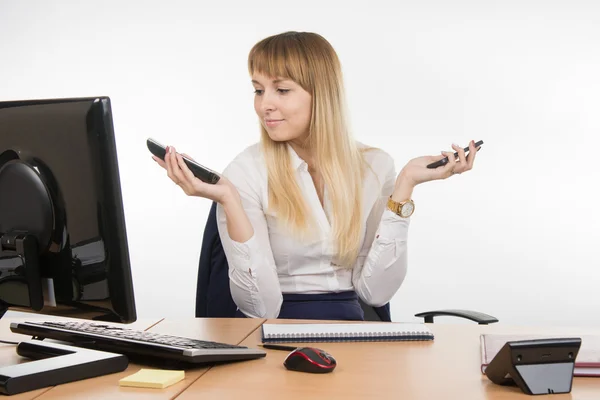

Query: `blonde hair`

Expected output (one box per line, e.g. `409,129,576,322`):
248,31,366,267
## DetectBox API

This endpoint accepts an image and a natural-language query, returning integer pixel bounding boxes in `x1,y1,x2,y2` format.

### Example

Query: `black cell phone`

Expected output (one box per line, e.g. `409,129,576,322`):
147,138,221,184
426,140,484,169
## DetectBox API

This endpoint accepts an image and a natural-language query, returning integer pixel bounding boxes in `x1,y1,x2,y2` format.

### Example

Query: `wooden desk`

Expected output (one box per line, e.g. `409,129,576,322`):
176,320,600,400
31,317,264,400
0,313,161,400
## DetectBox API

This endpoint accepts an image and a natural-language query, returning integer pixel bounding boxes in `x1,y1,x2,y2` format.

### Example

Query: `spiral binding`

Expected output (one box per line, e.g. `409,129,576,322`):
263,328,434,343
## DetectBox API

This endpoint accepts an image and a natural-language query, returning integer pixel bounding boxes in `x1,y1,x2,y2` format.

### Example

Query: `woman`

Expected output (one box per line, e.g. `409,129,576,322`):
153,31,480,320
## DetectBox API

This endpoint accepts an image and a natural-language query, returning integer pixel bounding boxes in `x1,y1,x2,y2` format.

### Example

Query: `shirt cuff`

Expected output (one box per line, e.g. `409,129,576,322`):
377,209,410,240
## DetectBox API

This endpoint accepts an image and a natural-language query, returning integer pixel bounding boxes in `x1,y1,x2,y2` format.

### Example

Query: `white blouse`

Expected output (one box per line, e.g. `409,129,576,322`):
216,143,410,318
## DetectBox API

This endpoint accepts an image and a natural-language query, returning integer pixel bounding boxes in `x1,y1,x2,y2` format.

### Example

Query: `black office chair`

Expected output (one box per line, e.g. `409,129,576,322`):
195,202,498,325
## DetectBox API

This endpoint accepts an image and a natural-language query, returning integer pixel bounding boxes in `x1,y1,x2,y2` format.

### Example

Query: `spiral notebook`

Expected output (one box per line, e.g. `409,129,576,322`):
261,323,434,343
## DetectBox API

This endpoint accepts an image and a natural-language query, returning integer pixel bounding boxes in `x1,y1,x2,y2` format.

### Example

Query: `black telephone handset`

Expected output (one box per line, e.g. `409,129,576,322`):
147,138,220,184
426,140,484,169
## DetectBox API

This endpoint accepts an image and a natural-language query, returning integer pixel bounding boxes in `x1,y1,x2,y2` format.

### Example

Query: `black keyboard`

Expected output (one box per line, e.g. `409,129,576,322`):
10,321,266,365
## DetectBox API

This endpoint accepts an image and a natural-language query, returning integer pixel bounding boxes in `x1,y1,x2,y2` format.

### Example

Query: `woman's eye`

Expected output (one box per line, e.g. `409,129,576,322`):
254,89,264,95
277,89,290,94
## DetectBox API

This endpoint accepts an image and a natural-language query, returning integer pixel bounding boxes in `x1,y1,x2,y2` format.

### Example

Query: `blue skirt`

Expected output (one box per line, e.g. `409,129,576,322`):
235,291,364,321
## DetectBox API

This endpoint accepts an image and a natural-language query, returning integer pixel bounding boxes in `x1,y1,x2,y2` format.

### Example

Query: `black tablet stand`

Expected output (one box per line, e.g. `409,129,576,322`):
485,337,582,395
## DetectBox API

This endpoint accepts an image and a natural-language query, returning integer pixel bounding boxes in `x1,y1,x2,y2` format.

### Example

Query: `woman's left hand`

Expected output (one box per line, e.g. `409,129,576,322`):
396,140,480,189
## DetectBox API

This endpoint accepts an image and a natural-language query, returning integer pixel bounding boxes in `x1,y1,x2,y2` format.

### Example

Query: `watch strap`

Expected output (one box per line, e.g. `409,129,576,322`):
387,196,414,218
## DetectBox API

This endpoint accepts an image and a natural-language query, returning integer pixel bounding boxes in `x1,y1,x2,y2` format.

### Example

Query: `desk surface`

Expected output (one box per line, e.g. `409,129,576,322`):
2,317,600,399
177,320,600,400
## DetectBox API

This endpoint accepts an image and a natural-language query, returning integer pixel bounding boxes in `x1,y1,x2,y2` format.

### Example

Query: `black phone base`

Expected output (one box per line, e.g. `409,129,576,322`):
484,338,581,395
0,338,128,395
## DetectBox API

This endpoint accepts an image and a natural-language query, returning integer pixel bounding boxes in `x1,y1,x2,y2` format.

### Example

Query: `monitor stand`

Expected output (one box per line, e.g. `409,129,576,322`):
0,299,128,396
0,169,130,395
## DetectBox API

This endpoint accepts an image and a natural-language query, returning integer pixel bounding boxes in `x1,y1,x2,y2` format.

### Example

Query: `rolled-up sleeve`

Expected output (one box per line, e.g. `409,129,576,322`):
352,155,410,307
215,157,283,318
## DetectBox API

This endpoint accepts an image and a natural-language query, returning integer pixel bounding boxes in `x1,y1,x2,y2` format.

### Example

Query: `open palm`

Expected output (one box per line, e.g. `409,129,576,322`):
399,141,480,186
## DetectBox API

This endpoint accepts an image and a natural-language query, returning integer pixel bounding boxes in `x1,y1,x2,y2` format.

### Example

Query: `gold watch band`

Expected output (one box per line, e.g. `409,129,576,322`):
387,196,415,218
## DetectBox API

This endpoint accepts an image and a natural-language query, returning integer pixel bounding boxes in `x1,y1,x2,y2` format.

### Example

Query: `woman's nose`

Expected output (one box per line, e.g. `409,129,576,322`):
260,92,276,112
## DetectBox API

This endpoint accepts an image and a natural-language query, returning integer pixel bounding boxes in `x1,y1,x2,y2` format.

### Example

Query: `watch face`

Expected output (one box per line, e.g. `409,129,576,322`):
401,202,414,217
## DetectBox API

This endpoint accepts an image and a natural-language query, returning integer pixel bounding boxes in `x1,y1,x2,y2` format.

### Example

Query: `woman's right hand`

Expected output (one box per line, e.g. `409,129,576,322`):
152,145,240,206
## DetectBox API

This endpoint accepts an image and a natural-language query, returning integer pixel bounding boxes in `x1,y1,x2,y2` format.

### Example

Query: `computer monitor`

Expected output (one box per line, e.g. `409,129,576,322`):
0,96,137,394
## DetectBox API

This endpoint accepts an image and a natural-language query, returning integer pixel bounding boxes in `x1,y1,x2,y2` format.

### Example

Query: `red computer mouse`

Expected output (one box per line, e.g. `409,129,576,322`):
283,347,337,373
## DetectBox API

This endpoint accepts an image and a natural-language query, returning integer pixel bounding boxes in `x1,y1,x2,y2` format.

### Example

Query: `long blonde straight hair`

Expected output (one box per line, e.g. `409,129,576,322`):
248,31,367,268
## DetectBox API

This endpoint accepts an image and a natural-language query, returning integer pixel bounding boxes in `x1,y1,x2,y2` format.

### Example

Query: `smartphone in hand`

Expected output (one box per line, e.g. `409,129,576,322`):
147,138,220,184
426,140,484,169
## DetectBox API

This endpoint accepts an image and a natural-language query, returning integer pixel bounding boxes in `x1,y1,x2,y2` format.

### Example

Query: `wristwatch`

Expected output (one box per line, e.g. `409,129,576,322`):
387,196,415,218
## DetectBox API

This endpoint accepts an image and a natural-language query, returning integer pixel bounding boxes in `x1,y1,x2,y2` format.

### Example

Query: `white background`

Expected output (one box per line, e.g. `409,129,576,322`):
1,0,599,326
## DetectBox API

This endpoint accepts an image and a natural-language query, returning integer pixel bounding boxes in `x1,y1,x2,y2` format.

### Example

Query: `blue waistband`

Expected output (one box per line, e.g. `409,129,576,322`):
282,291,358,302
234,291,364,320
278,291,363,320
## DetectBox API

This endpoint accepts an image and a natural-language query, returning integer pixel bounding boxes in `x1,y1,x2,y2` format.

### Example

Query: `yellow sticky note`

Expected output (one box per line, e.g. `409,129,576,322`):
118,368,185,389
